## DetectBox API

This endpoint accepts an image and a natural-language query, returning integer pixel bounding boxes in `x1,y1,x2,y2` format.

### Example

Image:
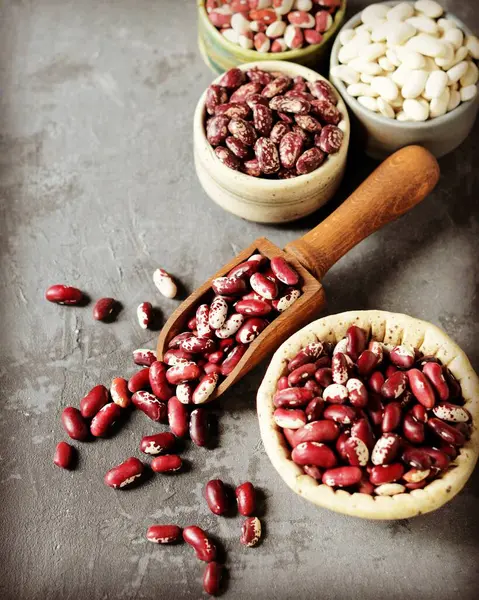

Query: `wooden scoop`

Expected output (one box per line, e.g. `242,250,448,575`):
158,146,440,401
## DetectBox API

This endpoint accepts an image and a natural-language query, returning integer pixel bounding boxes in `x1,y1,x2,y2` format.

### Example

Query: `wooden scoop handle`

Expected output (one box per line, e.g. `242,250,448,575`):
285,145,440,280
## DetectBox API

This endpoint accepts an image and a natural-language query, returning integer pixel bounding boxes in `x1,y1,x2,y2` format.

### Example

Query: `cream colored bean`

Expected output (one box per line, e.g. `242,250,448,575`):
239,34,254,50
460,62,479,87
266,20,286,39
386,2,414,22
444,28,463,51
424,70,448,99
396,46,426,69
437,18,456,33
466,35,479,60
391,64,413,87
362,42,387,62
387,22,416,46
430,87,450,117
403,98,430,121
386,48,401,67
360,73,375,84
371,22,393,43
414,0,443,19
347,83,377,97
396,110,410,121
447,89,461,112
377,97,395,118
461,85,478,102
447,61,468,85
338,41,360,63
390,94,405,109
355,29,373,46
357,96,379,111
423,56,440,71
371,76,399,101
406,16,438,36
375,483,406,496
452,46,468,67
348,58,383,75
378,56,395,72
231,13,252,34
331,65,360,85
361,4,389,25
401,69,428,98
406,34,447,58
223,29,239,44
339,29,355,45
435,42,455,68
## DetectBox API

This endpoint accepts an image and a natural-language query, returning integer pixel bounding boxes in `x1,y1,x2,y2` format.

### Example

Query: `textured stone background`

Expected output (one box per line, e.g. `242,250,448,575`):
0,1,478,599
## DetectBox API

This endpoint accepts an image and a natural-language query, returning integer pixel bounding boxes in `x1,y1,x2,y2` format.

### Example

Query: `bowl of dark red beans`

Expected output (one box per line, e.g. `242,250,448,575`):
194,61,349,223
257,310,479,519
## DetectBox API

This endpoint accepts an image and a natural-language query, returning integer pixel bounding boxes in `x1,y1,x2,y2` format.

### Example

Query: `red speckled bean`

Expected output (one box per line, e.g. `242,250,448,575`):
61,407,89,441
288,363,316,386
80,384,109,419
166,362,202,385
371,433,401,466
236,482,256,516
90,403,121,437
235,298,272,317
423,362,449,401
128,368,151,393
146,524,182,544
221,344,248,376
381,371,408,400
291,441,337,468
133,348,157,366
54,441,75,469
346,378,368,408
140,432,176,455
323,404,357,425
168,396,189,438
273,387,314,408
132,391,167,422
274,408,307,429
183,526,217,562
104,457,144,489
323,466,362,488
293,420,340,446
351,418,376,451
390,345,415,369
151,455,182,473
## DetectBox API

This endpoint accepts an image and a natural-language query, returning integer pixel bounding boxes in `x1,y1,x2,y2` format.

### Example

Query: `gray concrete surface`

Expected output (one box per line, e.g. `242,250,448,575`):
0,1,478,599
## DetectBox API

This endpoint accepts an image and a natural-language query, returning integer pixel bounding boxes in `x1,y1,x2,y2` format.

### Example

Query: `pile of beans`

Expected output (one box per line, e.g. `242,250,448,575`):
162,252,302,402
274,325,472,495
206,67,344,178
206,0,341,52
331,1,479,121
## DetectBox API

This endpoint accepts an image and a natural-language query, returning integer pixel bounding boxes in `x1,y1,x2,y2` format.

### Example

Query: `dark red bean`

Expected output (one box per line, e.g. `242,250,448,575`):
205,479,230,515
168,396,189,438
151,455,182,473
203,562,223,596
236,482,256,516
80,384,109,419
45,284,83,305
183,526,217,562
190,408,210,447
53,441,75,469
61,407,89,441
90,403,122,437
139,432,176,455
93,297,117,321
128,368,151,393
146,524,182,544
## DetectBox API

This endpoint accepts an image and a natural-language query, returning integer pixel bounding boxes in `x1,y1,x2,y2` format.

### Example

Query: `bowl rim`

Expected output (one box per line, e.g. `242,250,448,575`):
329,0,479,130
256,310,479,520
197,0,348,62
194,60,350,189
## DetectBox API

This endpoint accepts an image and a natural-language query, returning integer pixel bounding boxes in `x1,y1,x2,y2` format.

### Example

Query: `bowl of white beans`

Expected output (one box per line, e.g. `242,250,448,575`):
329,0,479,159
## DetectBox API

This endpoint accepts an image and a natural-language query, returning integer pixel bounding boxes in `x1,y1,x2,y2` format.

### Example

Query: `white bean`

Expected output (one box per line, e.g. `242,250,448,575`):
239,34,254,50
424,70,448,99
396,46,426,69
386,3,414,22
378,56,395,72
362,42,387,62
414,0,443,19
371,22,393,43
347,82,378,97
396,110,410,121
435,42,455,69
447,89,461,112
339,29,355,45
430,87,450,117
403,97,430,121
406,16,438,36
387,22,416,46
231,13,252,34
361,4,389,25
437,18,457,33
423,56,440,72
360,73,375,83
401,69,428,98
460,61,479,87
330,65,360,85
452,46,468,67
391,64,413,87
371,76,399,101
444,28,464,51
274,0,294,16
355,29,372,46
338,40,362,63
447,61,468,85
348,58,383,75
460,85,478,102
357,96,379,111
406,34,447,58
386,48,401,67
466,35,479,60
377,97,396,118
222,29,239,44
294,0,312,11
266,20,286,39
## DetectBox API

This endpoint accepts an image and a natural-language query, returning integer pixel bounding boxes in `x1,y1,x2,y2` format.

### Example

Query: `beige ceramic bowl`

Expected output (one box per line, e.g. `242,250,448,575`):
257,310,479,520
194,61,350,224
329,1,479,159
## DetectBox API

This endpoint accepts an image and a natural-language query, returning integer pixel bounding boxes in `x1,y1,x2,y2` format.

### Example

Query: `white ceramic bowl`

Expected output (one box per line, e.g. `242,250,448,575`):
329,1,479,159
194,61,350,224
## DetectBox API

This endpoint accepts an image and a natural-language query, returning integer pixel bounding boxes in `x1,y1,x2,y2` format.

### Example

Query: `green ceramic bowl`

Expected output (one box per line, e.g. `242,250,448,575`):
198,0,347,75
